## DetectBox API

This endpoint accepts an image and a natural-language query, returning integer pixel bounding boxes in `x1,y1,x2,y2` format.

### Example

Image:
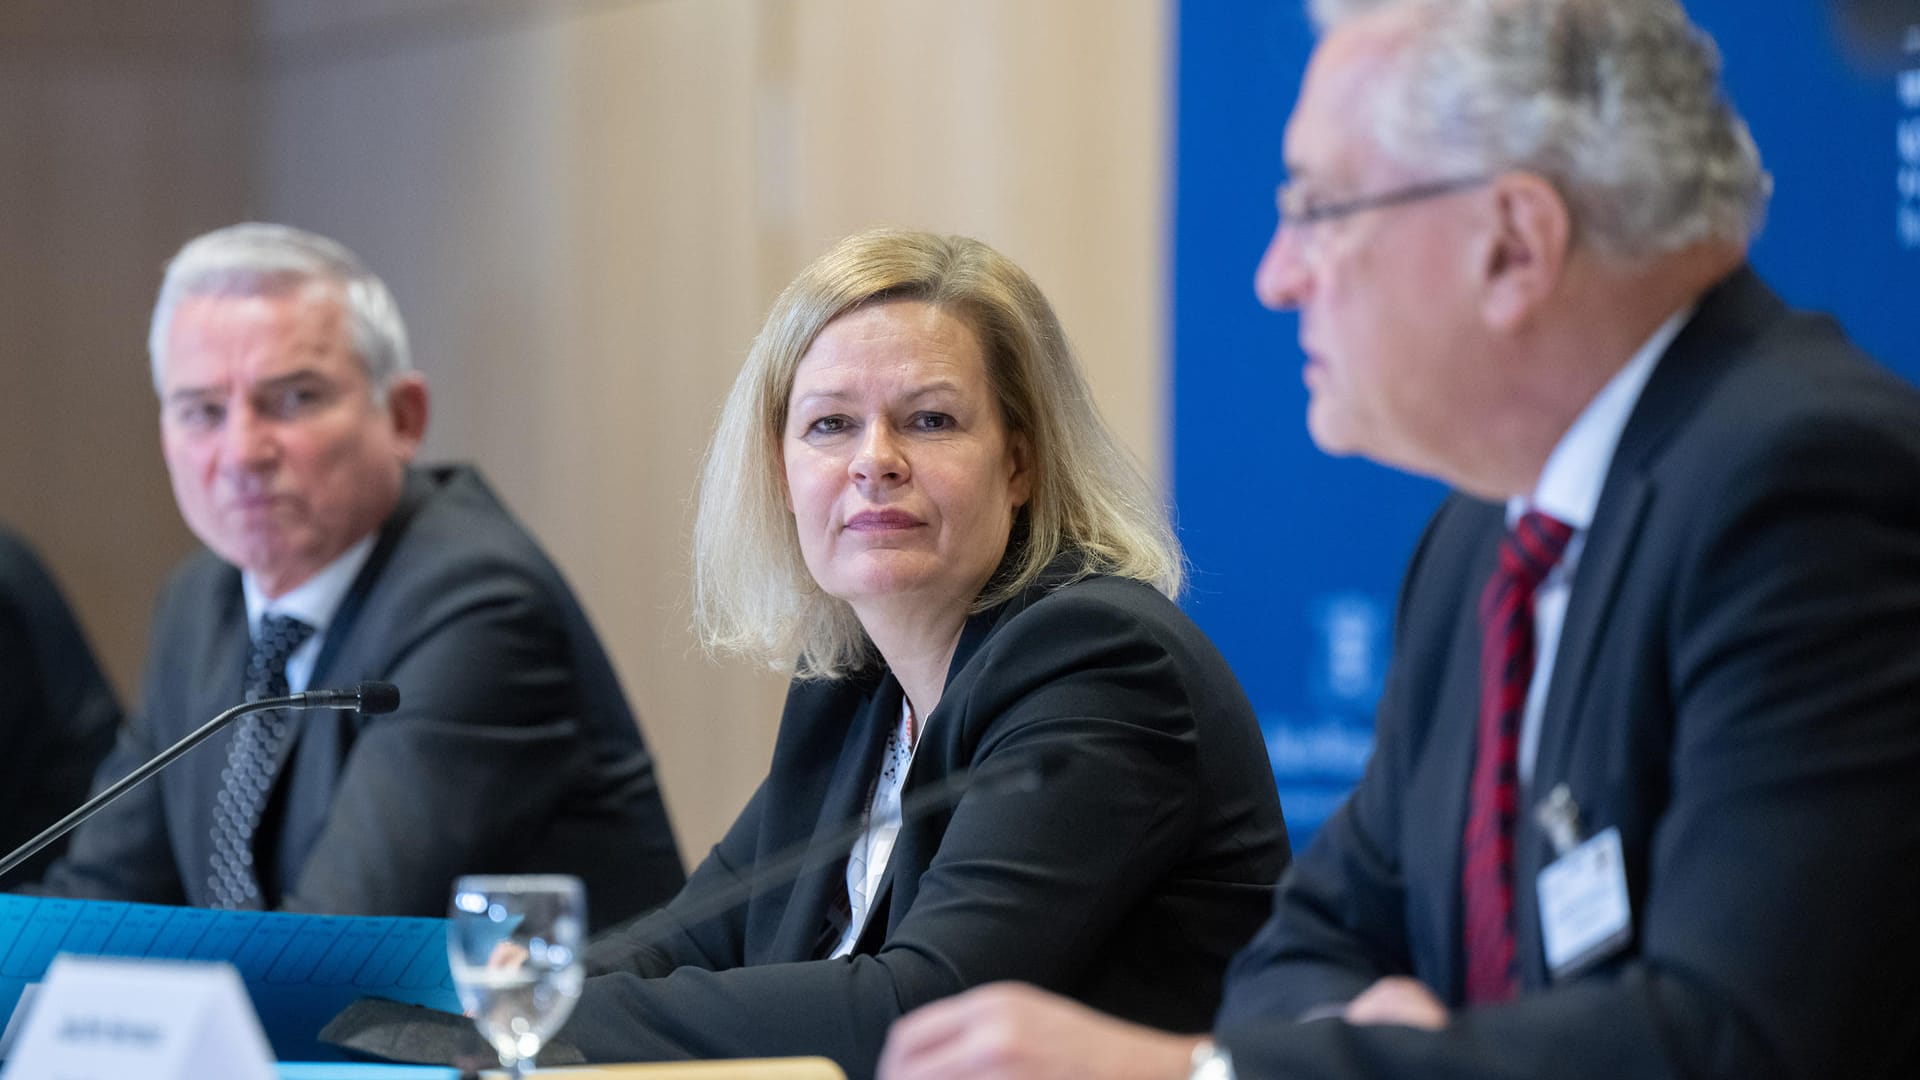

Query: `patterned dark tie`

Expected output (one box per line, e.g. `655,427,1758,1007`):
207,612,315,910
1462,510,1573,1003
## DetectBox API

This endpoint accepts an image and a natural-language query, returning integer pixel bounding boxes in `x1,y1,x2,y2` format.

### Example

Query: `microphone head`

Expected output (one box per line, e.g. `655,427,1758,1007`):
356,681,401,715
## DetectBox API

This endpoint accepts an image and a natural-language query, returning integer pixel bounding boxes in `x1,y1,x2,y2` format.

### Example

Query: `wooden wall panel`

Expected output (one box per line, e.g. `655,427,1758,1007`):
255,0,790,865
773,0,1169,479
0,23,251,699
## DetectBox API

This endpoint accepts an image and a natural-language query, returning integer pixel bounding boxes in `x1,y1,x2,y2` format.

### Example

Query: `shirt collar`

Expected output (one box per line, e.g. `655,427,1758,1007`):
1508,304,1693,531
241,533,377,637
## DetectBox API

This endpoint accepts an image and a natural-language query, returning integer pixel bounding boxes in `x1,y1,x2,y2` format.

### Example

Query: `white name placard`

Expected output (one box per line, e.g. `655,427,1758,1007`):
0,984,37,1061
0,956,275,1080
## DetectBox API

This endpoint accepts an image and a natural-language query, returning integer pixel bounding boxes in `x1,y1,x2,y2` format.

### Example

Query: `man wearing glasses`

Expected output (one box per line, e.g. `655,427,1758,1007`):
876,0,1920,1078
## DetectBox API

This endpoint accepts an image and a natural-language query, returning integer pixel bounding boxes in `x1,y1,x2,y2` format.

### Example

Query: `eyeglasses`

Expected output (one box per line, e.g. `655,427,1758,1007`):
1277,174,1491,230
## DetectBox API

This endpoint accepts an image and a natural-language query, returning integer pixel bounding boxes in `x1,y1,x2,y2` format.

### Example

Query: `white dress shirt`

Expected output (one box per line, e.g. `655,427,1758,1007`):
831,695,920,959
1510,307,1691,784
240,534,376,693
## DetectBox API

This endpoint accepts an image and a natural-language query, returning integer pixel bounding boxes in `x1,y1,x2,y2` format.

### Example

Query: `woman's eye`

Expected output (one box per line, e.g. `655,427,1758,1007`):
807,416,850,436
913,412,952,431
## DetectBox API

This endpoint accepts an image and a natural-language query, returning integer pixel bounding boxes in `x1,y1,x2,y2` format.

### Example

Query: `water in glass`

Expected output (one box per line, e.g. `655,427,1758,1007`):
448,874,586,1078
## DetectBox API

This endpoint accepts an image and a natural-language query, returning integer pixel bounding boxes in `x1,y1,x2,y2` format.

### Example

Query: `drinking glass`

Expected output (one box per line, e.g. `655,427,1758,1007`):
448,874,587,1078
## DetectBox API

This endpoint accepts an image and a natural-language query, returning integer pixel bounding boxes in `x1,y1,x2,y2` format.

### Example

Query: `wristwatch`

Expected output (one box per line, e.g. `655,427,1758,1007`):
1189,1038,1237,1080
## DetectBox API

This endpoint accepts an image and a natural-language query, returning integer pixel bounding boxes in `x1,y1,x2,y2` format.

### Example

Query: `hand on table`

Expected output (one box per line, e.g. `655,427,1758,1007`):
1341,976,1448,1030
459,941,531,1018
878,982,1201,1080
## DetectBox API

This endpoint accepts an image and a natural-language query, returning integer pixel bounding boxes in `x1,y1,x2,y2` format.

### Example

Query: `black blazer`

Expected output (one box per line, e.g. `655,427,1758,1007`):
1216,268,1920,1078
567,564,1289,1079
38,465,684,932
0,527,120,882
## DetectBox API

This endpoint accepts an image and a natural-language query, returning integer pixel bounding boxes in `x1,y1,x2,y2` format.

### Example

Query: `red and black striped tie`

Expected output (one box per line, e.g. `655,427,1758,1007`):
1462,510,1573,1003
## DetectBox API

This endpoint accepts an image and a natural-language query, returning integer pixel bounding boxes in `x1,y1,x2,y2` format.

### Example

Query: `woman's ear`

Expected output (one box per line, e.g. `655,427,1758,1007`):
1007,432,1034,509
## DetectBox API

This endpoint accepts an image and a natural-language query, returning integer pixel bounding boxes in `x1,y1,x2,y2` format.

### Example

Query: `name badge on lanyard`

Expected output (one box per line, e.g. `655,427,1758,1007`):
1533,784,1633,979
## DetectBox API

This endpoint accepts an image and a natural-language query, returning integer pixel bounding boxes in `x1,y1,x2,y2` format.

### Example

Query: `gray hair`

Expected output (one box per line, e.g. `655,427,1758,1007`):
693,227,1184,679
1312,0,1771,260
148,223,412,397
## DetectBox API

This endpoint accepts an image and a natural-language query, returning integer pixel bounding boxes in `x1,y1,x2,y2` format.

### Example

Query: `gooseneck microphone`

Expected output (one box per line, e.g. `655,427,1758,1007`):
0,681,401,883
287,682,402,714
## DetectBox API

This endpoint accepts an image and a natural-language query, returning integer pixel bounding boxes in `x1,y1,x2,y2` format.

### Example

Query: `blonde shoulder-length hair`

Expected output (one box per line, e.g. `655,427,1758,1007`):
693,227,1184,678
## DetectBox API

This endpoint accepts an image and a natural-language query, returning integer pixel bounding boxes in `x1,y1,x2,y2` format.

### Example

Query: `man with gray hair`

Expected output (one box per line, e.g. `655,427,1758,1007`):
38,223,685,931
877,0,1920,1077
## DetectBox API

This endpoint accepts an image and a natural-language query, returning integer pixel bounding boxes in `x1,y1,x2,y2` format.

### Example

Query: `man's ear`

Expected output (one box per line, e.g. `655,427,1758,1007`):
1480,171,1571,331
384,374,430,459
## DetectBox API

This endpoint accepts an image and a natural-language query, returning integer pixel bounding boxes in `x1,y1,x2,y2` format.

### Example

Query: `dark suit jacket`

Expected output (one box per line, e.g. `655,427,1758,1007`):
1215,268,1920,1079
38,465,684,932
0,528,120,882
566,564,1289,1080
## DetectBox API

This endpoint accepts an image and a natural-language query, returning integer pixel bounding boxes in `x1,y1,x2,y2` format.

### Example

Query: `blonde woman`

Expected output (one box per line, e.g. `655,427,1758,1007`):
565,229,1288,1078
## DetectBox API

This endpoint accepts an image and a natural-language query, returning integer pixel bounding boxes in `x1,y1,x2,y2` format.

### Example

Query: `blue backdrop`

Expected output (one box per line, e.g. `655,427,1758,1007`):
1172,1,1920,847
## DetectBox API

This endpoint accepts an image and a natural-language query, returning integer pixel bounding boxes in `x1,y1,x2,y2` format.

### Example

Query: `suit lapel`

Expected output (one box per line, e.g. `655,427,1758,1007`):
171,571,249,904
780,674,899,959
1424,516,1500,1000
1514,266,1785,982
843,589,1024,954
261,470,429,781
193,575,249,757
293,469,429,717
1528,479,1652,794
1525,266,1778,804
1514,476,1651,980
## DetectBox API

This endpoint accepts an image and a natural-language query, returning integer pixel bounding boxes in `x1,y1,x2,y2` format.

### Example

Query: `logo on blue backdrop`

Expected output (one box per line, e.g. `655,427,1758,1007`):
1262,591,1386,838
1901,34,1920,249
